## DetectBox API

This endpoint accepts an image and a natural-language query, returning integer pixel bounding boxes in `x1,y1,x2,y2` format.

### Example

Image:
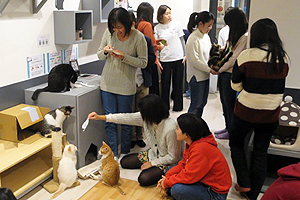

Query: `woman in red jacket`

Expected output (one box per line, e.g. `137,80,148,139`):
157,113,232,200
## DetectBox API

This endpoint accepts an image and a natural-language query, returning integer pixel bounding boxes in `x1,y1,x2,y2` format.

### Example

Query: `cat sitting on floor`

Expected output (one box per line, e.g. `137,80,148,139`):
31,64,78,101
51,142,79,199
97,141,126,195
31,106,74,138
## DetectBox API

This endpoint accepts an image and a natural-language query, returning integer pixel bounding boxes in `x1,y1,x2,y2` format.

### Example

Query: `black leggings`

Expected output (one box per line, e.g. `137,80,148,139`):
120,153,165,186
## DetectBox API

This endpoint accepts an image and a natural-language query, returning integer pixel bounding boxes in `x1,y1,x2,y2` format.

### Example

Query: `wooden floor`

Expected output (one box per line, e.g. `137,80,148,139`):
79,178,173,200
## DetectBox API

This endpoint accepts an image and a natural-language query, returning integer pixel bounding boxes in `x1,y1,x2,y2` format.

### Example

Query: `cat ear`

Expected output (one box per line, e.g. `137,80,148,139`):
102,141,106,145
70,106,74,110
66,141,70,145
68,145,72,151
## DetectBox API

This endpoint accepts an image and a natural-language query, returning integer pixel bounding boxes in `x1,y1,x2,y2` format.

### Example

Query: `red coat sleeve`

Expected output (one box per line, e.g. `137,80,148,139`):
163,148,212,189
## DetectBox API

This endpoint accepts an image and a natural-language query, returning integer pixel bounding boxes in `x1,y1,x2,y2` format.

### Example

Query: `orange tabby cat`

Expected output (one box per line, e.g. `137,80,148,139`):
99,141,126,195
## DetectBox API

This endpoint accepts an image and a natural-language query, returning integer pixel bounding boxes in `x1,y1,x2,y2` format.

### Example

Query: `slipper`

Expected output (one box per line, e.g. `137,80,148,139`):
214,129,227,135
214,131,229,139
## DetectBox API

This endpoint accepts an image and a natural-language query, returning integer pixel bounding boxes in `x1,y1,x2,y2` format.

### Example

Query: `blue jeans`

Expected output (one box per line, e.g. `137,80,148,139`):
101,90,134,156
170,183,227,200
188,76,209,118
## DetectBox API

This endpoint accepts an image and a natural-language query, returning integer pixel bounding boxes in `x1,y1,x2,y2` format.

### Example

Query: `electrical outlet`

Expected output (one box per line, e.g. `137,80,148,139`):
37,34,50,47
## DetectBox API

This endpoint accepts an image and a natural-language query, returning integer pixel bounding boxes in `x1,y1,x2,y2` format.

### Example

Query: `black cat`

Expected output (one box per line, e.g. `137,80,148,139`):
31,64,78,101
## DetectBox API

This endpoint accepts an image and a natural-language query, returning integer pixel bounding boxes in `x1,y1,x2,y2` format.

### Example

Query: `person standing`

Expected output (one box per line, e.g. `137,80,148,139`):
154,5,186,111
97,7,147,158
136,2,164,96
186,11,217,118
214,7,248,139
230,18,289,200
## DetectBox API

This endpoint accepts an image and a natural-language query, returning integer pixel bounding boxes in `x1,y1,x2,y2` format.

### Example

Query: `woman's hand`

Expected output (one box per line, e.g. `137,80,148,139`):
182,56,186,64
88,112,106,121
141,161,152,171
111,50,125,60
156,175,166,192
156,58,163,73
210,67,219,75
103,45,114,54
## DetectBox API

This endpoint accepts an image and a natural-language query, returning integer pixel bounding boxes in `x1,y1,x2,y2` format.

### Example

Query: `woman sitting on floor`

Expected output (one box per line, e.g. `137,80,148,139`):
156,113,232,200
88,94,184,186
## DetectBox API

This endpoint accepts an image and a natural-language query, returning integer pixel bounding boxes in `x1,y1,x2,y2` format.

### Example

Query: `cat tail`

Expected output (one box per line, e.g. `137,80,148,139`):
115,185,126,195
50,183,67,199
31,86,49,101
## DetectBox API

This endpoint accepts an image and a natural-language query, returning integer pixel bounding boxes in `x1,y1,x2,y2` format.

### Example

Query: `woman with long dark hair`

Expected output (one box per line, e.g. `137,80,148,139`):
230,18,289,200
214,7,248,139
186,11,217,118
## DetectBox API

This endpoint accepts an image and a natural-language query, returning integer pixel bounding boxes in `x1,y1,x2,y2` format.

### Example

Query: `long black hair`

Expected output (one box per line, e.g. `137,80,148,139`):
138,94,169,126
224,7,248,47
250,18,287,74
177,113,211,141
107,7,132,37
187,11,215,33
136,2,154,29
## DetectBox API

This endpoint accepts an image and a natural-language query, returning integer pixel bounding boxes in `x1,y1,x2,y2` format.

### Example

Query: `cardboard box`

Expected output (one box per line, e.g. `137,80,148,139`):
0,104,50,144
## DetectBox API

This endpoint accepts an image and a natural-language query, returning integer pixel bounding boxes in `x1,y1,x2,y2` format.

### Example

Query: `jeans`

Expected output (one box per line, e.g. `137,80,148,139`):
229,113,279,200
218,72,237,130
170,183,227,200
188,76,209,118
160,60,184,111
101,90,134,156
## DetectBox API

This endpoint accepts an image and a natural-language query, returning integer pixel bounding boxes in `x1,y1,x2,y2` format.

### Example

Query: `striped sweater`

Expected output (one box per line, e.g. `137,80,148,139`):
231,48,289,123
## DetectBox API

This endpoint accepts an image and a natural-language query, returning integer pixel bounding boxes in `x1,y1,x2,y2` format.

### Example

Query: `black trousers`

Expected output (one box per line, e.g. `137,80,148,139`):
160,59,184,111
149,64,160,96
229,113,278,200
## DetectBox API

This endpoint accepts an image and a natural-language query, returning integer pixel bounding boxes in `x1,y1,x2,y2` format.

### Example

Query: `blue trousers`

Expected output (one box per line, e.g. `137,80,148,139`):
188,76,209,118
101,90,134,156
170,183,227,200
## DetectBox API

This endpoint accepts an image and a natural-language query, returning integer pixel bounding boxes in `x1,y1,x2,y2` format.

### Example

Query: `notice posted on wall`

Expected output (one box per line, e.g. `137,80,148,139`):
27,54,45,78
47,50,63,72
64,44,78,63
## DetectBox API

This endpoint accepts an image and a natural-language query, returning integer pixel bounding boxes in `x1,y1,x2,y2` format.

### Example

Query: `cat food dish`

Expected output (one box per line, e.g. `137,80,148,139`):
82,118,89,131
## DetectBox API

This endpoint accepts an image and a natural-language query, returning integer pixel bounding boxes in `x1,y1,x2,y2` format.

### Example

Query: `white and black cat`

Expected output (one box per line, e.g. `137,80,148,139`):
31,64,78,101
51,142,78,199
32,106,74,137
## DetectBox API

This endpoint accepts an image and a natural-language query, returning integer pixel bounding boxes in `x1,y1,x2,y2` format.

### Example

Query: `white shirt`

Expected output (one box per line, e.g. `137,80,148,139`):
106,112,184,166
186,28,212,82
154,20,184,62
218,25,229,48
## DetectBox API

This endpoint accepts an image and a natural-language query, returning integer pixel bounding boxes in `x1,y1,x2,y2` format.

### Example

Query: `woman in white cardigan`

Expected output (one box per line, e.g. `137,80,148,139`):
186,11,217,118
88,94,183,186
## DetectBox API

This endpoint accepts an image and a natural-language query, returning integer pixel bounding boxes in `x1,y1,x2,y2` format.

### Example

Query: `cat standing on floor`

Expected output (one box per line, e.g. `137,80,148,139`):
51,143,78,199
31,64,78,101
99,141,126,195
32,106,74,137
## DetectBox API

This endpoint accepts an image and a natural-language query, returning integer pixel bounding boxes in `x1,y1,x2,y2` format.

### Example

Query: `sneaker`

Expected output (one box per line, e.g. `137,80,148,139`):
137,140,146,147
214,129,227,135
214,131,229,139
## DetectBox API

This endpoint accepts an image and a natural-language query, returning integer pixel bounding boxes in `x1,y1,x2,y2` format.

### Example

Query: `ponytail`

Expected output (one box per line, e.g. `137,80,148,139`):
187,11,215,33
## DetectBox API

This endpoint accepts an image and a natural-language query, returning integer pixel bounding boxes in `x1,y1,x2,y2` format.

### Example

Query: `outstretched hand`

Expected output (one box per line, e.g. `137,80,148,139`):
87,112,106,121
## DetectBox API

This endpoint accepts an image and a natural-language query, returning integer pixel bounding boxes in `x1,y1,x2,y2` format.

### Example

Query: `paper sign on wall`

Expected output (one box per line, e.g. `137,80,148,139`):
47,50,63,72
27,54,45,78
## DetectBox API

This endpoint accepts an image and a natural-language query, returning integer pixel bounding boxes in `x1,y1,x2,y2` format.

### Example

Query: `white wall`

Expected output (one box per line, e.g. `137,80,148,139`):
249,0,300,89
